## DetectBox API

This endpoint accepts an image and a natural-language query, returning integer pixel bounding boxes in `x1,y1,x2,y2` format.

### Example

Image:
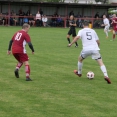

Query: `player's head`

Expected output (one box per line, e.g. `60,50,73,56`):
103,14,106,19
22,23,30,33
70,15,74,20
113,14,116,18
82,21,89,28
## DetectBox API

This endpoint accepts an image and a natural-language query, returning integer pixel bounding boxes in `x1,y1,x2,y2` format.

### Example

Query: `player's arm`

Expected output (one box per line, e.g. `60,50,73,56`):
94,30,100,46
28,42,34,53
68,36,80,47
72,22,77,26
7,40,13,55
70,21,77,26
96,40,100,46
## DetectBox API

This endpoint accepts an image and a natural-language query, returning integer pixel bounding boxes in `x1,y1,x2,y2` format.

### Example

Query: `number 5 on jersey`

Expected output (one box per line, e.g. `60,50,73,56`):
86,32,92,40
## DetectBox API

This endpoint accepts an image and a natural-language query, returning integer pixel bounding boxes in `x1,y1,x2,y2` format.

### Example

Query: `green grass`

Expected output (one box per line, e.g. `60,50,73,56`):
0,26,117,117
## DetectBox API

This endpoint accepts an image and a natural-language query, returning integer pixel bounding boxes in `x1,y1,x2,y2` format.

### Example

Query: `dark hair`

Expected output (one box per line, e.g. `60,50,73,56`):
83,21,89,26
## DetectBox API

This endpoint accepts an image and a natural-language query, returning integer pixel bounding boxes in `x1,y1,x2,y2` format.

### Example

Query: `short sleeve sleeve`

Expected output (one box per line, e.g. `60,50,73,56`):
94,30,99,40
77,30,82,37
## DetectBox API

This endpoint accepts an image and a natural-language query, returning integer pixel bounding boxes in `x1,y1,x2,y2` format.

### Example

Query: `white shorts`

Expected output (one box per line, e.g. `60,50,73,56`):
80,50,101,60
104,26,110,31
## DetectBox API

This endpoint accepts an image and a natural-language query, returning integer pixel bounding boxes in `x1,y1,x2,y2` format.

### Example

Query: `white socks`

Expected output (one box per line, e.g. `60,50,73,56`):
78,62,83,74
100,65,108,77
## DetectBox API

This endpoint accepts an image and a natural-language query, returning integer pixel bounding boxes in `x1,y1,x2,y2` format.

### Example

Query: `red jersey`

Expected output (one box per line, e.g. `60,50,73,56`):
12,30,31,54
112,17,117,29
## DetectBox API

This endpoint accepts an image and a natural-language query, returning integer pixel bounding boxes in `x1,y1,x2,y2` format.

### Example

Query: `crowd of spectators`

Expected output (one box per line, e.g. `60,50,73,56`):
0,9,110,28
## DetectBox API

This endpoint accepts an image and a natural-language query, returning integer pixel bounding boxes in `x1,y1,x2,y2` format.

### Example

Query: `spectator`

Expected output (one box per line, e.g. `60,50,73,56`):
26,9,30,16
76,12,80,18
23,15,28,24
76,12,82,28
13,13,18,26
84,16,90,23
36,11,42,26
51,14,57,27
40,9,43,16
42,15,48,27
94,12,99,18
93,16,101,28
10,13,14,26
2,14,6,25
57,15,63,27
19,8,25,26
11,10,14,15
28,14,35,26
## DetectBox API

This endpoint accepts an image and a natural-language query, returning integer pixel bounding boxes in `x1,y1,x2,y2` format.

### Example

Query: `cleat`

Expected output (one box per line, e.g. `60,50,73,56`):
26,78,32,81
106,36,108,39
74,70,82,77
14,69,19,78
75,45,78,48
104,76,111,84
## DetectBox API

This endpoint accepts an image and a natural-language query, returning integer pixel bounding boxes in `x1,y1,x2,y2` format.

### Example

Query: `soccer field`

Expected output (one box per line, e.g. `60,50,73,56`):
0,26,117,117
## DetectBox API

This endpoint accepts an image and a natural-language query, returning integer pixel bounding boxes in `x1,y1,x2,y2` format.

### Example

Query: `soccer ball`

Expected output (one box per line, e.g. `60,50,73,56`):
87,71,94,79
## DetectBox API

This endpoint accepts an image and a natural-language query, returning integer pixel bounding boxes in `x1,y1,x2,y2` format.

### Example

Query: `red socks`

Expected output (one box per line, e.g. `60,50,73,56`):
25,65,30,78
16,62,23,70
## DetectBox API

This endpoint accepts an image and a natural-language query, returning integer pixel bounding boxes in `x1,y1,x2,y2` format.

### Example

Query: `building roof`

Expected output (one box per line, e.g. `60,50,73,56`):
0,0,117,8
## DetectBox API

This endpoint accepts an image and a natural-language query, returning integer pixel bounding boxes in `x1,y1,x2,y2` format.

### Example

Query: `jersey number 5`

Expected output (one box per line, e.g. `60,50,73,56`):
15,33,22,41
86,32,92,40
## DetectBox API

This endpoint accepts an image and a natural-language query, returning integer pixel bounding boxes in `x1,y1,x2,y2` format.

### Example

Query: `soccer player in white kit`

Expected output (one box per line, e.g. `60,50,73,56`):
68,21,111,84
101,14,110,38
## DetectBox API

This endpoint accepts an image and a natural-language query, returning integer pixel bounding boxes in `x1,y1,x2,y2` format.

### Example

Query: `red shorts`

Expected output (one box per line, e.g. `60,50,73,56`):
13,53,29,62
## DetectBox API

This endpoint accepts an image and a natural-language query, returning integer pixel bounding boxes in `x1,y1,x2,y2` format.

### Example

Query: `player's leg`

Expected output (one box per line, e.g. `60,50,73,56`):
72,29,78,47
20,53,32,81
14,62,23,78
24,61,32,81
74,50,90,77
96,59,111,84
92,50,111,84
74,56,84,77
112,29,116,41
72,36,78,47
67,34,71,44
104,26,108,38
67,29,71,44
13,53,23,78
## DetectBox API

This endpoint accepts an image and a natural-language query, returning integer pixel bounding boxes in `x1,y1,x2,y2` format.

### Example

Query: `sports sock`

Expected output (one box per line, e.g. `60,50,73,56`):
105,31,108,37
113,34,115,39
75,42,78,46
25,65,30,78
100,65,108,77
67,38,71,44
78,61,83,74
16,62,23,70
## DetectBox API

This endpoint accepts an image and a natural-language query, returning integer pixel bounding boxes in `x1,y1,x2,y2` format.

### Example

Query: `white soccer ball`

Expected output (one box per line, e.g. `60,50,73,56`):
87,71,94,79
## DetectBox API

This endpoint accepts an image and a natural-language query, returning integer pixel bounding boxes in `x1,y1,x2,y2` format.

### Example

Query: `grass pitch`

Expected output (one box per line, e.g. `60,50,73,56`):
0,26,117,117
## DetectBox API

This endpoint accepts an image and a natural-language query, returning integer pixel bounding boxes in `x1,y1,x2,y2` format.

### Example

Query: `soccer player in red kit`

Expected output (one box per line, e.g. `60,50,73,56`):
7,23,34,81
111,14,117,41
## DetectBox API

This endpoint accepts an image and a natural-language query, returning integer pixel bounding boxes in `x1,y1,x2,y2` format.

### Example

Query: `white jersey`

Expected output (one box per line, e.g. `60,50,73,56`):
77,28,100,51
103,18,110,27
